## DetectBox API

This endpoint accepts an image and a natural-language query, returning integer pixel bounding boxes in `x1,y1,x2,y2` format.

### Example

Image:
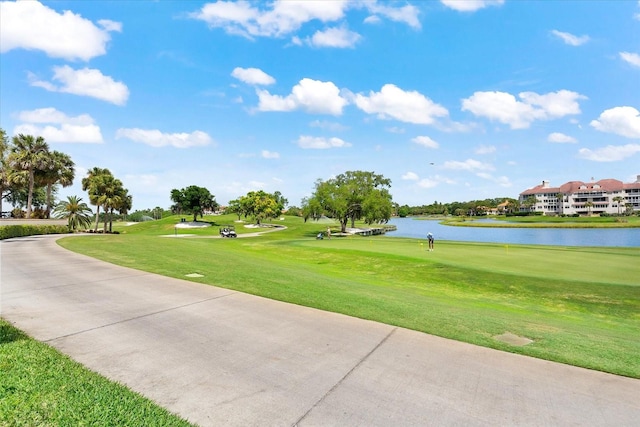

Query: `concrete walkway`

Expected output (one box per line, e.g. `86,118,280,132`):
1,235,639,426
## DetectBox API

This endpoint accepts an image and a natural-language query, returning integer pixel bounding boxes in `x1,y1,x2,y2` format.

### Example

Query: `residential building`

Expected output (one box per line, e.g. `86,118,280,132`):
519,176,640,215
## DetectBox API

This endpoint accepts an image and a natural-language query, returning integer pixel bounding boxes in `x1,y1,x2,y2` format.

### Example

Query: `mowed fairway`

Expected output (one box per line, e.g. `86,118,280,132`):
58,215,640,378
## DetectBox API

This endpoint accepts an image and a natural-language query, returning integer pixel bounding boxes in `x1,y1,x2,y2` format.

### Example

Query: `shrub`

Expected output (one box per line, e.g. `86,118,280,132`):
0,224,69,240
32,208,47,219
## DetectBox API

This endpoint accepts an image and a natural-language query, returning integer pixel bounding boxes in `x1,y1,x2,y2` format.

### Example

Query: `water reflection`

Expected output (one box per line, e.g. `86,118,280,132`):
387,217,640,247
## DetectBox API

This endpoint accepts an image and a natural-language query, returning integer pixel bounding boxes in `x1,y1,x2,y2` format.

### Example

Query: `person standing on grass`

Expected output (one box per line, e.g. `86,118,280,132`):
427,232,434,251
327,227,331,239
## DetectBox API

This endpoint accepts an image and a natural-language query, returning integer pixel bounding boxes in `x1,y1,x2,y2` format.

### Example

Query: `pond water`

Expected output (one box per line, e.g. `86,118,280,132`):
386,217,640,248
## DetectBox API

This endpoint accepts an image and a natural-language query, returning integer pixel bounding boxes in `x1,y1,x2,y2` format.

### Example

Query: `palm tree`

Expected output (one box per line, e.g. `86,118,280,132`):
612,196,624,215
7,134,50,218
0,128,12,216
555,193,564,215
82,167,112,232
585,200,594,216
53,195,93,231
36,150,75,218
523,195,537,213
112,189,132,231
99,176,120,233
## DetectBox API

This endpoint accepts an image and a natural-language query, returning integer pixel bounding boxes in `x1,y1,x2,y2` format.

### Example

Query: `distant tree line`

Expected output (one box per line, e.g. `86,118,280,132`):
395,197,519,217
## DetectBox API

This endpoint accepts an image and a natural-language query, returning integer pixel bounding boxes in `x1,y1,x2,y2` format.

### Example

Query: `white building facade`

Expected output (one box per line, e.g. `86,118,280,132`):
519,176,640,216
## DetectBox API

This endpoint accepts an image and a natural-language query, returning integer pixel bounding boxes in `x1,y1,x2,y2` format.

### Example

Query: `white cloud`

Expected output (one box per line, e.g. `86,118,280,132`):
442,158,494,172
519,90,584,118
306,26,361,48
411,136,439,149
353,84,449,125
190,1,348,38
190,1,418,40
476,172,512,187
296,135,351,149
366,3,420,28
231,67,275,85
363,15,382,25
461,90,586,129
548,132,577,143
578,144,640,162
440,0,504,12
257,78,348,115
386,126,405,134
412,172,456,189
620,52,640,68
16,107,93,126
417,178,438,188
14,123,103,144
261,150,280,159
434,120,478,133
309,120,348,131
550,30,590,46
475,145,496,154
116,128,213,148
13,107,103,143
97,19,122,33
402,172,419,180
0,1,120,61
590,106,640,139
29,66,129,105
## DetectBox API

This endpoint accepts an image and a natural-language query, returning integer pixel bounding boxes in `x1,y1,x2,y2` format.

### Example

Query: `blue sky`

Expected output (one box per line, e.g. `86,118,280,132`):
1,0,639,211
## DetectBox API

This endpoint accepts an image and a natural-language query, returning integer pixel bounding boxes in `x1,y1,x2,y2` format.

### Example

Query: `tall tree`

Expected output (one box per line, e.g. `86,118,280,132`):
95,173,125,232
111,188,132,231
7,134,50,218
613,196,624,215
226,198,244,220
0,128,12,216
235,190,283,225
304,171,393,233
523,195,537,213
82,167,112,232
585,200,594,216
170,185,217,222
301,196,323,222
36,150,75,218
555,193,564,215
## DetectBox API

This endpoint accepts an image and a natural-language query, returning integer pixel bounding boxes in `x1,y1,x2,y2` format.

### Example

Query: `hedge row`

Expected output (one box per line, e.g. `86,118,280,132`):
0,224,70,240
505,211,544,217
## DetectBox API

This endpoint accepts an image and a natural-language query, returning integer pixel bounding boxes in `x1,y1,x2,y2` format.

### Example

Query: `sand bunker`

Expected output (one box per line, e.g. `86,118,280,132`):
494,332,534,346
175,221,211,229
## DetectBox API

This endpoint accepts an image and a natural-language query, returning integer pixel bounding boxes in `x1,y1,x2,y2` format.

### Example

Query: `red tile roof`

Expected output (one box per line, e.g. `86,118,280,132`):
520,178,637,196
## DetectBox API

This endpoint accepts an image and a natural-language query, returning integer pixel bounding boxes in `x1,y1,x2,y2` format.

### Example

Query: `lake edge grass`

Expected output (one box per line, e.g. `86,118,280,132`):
438,215,640,228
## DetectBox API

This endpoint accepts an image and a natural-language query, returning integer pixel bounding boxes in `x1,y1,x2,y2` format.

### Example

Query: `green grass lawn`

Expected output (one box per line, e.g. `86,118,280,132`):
0,319,194,426
56,214,640,379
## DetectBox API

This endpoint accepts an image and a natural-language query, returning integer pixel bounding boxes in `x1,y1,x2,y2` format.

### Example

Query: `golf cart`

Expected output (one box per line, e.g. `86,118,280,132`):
219,225,237,238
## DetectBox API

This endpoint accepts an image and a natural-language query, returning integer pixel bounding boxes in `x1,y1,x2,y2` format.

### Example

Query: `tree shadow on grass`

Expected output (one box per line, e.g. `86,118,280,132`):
0,320,29,345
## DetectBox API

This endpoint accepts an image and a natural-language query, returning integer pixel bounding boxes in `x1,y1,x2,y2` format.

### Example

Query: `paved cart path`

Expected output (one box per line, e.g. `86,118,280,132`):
1,235,639,426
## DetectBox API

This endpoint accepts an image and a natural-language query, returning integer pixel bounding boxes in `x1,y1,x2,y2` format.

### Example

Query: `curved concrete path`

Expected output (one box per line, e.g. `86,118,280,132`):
1,235,639,426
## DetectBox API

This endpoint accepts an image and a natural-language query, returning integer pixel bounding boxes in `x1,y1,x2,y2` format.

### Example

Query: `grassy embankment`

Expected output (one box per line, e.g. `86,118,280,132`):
442,214,640,228
56,214,640,379
0,319,194,426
